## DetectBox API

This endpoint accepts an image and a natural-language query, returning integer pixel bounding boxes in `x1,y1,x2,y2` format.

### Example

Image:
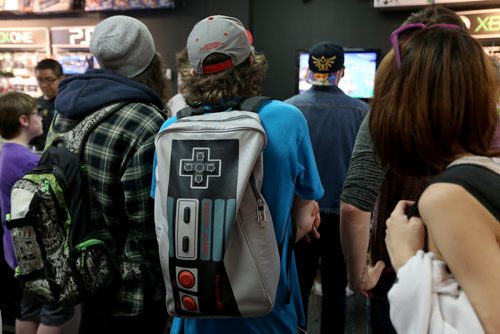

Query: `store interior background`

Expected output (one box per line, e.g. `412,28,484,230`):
0,0,419,100
1,0,498,332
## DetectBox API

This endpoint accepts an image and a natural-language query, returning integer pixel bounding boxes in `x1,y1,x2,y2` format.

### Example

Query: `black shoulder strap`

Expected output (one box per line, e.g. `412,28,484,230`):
240,96,272,112
177,96,271,120
408,163,500,220
430,163,500,220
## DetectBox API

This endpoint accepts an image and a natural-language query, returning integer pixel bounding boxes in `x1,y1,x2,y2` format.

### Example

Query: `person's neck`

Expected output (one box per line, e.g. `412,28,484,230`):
5,135,30,148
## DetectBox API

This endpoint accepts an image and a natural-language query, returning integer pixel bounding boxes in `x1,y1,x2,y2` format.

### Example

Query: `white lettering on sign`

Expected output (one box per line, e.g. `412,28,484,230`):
0,31,34,44
68,28,93,46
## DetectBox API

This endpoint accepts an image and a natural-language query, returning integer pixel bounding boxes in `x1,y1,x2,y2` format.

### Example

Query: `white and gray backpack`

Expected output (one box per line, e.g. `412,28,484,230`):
154,96,280,318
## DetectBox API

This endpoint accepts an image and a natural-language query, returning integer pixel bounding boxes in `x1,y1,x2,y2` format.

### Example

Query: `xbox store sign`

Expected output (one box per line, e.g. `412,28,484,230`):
458,8,500,39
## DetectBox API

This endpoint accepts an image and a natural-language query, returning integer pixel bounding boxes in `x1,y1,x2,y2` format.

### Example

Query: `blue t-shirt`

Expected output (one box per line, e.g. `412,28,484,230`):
151,100,324,334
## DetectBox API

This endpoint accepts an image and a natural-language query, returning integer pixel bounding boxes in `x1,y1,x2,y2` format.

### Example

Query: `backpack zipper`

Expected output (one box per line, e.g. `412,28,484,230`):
31,166,69,196
157,114,266,137
178,114,256,123
250,174,267,225
75,239,107,269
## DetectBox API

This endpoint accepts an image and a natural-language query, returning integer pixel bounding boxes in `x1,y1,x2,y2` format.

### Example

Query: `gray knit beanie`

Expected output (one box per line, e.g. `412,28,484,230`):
90,15,156,78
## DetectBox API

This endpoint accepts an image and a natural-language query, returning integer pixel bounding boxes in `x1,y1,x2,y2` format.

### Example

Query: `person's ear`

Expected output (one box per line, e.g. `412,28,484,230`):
19,114,30,128
190,68,197,76
248,55,254,65
339,67,345,78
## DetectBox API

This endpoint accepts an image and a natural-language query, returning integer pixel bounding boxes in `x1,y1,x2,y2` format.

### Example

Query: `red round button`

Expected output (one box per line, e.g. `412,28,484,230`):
178,270,196,289
182,295,198,312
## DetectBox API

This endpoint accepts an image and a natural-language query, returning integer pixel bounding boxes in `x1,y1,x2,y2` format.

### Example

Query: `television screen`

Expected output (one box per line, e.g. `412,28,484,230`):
55,52,99,75
297,49,379,99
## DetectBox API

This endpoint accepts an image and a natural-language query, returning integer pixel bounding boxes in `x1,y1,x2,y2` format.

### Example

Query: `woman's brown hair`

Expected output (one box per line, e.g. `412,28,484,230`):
370,28,498,176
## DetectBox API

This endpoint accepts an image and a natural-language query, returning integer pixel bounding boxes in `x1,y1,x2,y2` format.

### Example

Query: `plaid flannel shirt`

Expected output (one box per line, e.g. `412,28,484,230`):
52,102,166,316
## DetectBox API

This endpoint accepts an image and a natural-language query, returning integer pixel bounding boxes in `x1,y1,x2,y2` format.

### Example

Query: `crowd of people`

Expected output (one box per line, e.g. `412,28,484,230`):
0,5,498,334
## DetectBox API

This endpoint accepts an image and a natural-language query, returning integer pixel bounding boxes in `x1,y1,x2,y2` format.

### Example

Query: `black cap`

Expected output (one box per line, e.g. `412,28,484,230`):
308,41,344,73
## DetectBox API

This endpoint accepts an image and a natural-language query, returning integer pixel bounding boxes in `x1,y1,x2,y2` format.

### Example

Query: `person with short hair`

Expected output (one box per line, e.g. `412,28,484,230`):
31,58,64,151
152,15,323,334
0,92,74,334
48,15,170,333
285,41,368,333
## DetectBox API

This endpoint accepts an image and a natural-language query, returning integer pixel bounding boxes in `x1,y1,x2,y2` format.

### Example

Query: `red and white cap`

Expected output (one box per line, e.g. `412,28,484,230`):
187,15,253,75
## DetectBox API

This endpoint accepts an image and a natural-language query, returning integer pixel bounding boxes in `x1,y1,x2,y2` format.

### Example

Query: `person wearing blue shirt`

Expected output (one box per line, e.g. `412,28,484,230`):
286,42,368,333
151,15,324,333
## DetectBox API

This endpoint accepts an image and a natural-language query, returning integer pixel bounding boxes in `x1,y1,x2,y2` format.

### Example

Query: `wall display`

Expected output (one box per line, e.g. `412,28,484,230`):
0,0,25,11
296,49,379,100
31,0,76,12
84,0,175,11
374,0,495,9
0,28,50,97
0,0,78,12
0,0,172,12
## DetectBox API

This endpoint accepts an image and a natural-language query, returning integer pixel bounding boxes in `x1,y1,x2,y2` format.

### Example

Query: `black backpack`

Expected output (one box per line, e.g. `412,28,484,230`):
7,102,129,304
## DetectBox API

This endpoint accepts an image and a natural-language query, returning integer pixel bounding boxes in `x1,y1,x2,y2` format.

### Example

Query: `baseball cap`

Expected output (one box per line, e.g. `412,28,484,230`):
187,15,252,74
306,41,344,86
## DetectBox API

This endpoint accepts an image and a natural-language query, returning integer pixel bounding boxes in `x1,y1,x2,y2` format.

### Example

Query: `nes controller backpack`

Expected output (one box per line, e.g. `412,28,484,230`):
154,97,281,318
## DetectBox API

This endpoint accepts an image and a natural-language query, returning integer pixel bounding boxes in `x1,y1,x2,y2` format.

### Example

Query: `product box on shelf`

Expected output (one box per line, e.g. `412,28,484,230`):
31,0,74,12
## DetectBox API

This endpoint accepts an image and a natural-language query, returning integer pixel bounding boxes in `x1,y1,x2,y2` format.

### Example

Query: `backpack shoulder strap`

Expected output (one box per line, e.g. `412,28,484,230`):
176,105,200,120
177,96,272,120
51,102,131,160
240,96,272,113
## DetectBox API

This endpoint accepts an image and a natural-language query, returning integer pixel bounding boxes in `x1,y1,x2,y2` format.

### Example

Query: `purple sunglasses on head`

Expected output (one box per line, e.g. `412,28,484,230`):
390,23,462,69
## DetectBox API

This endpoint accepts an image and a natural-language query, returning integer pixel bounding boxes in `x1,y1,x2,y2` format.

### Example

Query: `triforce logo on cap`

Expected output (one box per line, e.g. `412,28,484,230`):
306,41,344,86
187,15,253,75
311,55,337,72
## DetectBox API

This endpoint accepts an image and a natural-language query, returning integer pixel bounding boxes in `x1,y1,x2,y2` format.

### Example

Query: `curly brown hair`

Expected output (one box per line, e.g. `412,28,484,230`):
182,53,268,106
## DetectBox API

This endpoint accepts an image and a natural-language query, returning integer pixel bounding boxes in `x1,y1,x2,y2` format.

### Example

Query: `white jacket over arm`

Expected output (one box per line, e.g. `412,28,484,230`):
388,250,483,334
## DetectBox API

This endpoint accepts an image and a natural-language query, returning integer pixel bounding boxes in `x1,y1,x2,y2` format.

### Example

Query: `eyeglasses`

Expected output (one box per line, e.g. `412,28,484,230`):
36,77,58,85
36,109,45,117
29,109,44,117
389,23,462,69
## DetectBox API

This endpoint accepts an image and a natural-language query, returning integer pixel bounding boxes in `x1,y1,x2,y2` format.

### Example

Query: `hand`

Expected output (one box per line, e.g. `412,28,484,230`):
349,260,385,297
360,261,385,298
385,200,426,272
302,201,321,242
